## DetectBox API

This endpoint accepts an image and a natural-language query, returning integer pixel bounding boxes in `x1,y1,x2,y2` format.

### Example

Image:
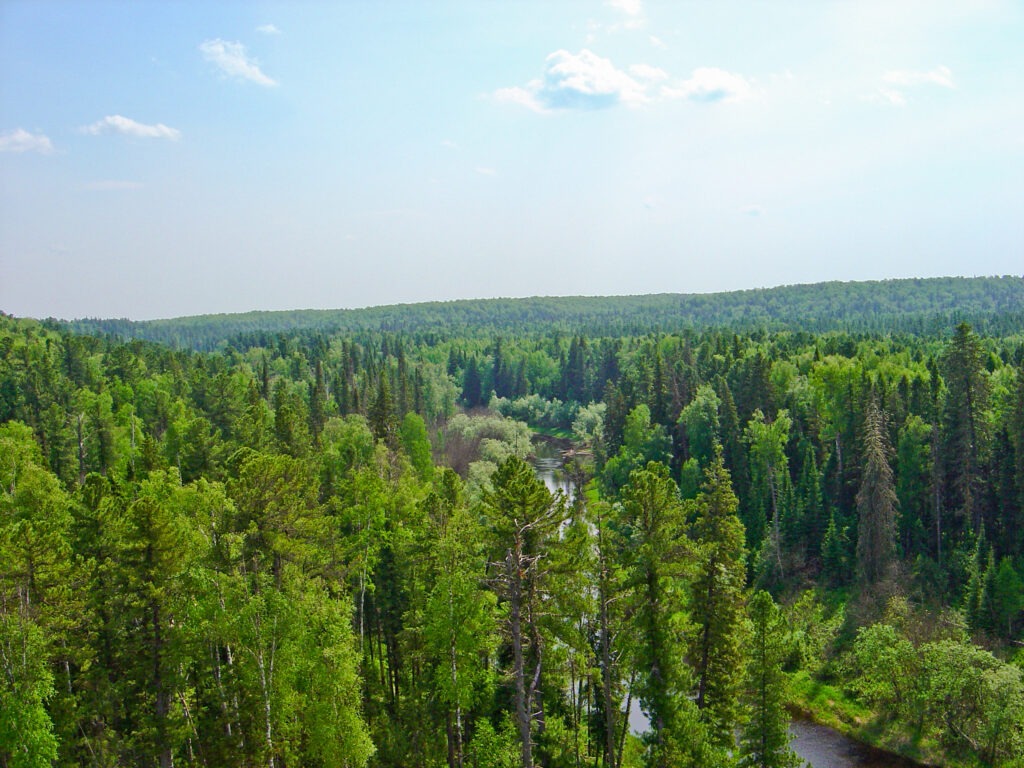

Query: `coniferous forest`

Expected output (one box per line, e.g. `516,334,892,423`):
2,277,1024,768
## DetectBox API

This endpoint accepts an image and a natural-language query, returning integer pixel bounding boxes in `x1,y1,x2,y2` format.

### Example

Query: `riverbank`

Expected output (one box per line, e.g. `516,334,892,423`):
787,671,951,768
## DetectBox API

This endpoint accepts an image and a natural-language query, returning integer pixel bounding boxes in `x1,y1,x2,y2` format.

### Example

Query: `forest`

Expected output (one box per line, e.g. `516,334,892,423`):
2,276,1024,768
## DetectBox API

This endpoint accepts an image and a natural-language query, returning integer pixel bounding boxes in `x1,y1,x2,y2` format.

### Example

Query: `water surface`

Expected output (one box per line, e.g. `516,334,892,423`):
790,718,924,768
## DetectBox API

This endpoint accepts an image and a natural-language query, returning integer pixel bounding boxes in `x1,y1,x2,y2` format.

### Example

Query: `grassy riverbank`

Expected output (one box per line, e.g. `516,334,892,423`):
787,671,971,768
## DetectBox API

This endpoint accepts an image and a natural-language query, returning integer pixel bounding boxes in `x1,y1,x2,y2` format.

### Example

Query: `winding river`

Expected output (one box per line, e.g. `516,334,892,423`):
530,439,925,768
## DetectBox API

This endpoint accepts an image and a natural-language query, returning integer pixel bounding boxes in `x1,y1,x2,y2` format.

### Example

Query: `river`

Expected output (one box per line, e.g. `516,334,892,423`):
790,718,925,767
531,437,576,498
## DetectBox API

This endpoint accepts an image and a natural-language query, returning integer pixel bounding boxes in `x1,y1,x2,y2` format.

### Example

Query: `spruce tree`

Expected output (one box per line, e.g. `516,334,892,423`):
739,591,804,768
620,462,715,767
941,322,991,534
856,395,898,586
689,447,747,749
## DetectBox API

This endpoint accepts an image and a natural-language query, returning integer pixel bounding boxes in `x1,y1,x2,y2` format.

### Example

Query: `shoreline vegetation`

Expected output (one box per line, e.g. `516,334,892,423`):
787,674,933,767
2,276,1022,767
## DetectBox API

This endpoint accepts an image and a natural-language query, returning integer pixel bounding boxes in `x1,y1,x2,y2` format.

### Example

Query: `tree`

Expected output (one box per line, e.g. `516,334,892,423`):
856,395,898,587
400,412,434,482
941,322,990,534
738,591,804,768
588,498,631,768
678,384,721,468
483,456,562,768
114,471,204,767
744,409,793,582
0,422,65,768
369,373,396,447
896,415,933,562
620,462,714,768
989,557,1024,639
563,335,587,403
461,358,483,409
688,447,747,749
602,404,672,496
0,612,58,768
422,472,498,768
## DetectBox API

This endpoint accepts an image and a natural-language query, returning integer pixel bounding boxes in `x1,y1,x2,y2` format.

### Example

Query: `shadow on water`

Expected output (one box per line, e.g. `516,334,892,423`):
790,718,926,768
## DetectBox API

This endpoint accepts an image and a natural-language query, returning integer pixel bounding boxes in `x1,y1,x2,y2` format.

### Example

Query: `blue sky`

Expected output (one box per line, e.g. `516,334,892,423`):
1,1,1022,320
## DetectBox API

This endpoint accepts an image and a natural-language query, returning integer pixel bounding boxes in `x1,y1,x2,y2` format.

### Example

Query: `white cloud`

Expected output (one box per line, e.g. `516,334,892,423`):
495,49,650,112
85,180,144,191
475,166,497,176
0,128,54,154
497,55,756,112
82,115,181,140
883,65,955,89
630,63,668,82
873,66,954,107
741,204,765,217
663,67,753,103
441,139,459,150
877,88,907,107
606,0,643,15
605,0,645,28
649,35,668,50
256,24,281,35
200,39,277,87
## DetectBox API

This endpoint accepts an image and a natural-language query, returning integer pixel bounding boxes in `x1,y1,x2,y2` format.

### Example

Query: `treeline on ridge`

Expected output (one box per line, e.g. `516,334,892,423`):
56,275,1024,351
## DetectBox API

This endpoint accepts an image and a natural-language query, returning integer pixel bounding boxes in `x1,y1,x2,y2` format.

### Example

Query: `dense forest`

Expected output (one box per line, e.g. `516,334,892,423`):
2,277,1024,768
62,276,1024,351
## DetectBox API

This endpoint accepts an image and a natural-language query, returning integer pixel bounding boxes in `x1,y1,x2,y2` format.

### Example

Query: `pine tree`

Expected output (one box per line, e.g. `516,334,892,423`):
689,447,747,749
821,510,850,587
369,372,396,446
738,591,804,768
941,322,991,534
461,357,483,409
856,395,898,586
620,462,715,768
309,359,327,440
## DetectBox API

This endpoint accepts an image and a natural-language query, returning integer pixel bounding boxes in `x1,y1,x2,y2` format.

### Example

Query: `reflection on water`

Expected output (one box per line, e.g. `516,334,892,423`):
790,719,924,768
534,456,572,496
531,438,574,498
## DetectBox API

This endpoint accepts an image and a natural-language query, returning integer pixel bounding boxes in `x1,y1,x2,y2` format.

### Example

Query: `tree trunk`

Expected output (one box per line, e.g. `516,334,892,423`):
508,548,533,768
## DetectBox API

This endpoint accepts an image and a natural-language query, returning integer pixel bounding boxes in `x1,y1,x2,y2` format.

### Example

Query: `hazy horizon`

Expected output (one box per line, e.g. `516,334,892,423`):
10,273,1018,325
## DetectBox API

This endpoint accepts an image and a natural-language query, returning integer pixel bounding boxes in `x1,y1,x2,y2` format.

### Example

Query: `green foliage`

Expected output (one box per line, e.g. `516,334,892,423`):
739,591,805,768
63,276,1024,351
0,613,58,768
689,448,748,748
399,412,434,481
679,384,722,468
603,404,672,496
745,409,793,585
4,282,1024,768
856,395,898,586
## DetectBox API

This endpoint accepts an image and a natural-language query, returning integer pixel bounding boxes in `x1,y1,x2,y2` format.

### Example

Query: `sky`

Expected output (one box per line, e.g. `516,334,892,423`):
1,1,1022,321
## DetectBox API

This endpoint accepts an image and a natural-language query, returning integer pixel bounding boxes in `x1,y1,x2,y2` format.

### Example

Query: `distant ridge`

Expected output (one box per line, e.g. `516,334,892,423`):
57,276,1024,350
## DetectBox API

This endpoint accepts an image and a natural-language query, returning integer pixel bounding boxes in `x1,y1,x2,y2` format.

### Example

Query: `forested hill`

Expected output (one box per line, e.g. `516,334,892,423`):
58,275,1024,350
